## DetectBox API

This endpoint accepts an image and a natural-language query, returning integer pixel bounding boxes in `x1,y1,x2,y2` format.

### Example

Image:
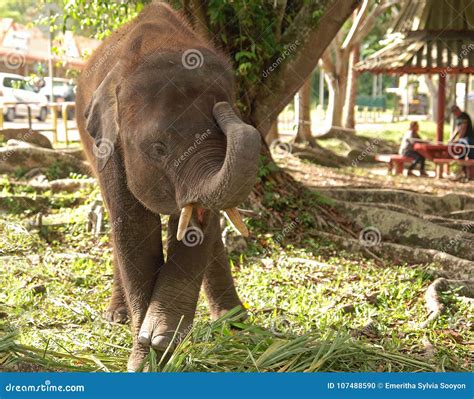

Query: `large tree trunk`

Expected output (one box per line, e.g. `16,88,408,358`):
295,76,316,146
332,84,345,127
318,0,396,131
250,0,360,135
343,45,360,129
265,120,279,146
325,73,336,127
325,72,345,127
322,47,349,128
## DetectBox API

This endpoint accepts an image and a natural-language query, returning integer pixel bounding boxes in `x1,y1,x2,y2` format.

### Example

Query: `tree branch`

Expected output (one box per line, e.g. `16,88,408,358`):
190,0,210,40
273,0,287,42
321,50,336,76
342,0,369,50
350,0,397,45
252,0,361,134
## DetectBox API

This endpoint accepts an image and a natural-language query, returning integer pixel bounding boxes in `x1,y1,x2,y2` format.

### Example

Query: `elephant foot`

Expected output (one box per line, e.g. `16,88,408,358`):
211,307,247,321
104,303,129,324
209,301,247,322
137,314,191,352
127,344,149,372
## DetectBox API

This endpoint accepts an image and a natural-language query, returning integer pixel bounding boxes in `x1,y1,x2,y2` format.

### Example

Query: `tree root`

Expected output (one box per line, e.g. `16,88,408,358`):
0,195,50,213
290,143,350,168
0,128,53,149
309,230,474,280
346,201,474,231
334,201,474,260
448,210,474,220
316,188,474,216
420,278,474,328
0,145,90,175
314,127,397,155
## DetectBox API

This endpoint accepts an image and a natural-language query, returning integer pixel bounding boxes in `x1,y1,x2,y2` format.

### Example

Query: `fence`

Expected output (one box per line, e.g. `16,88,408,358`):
277,104,391,135
0,101,76,146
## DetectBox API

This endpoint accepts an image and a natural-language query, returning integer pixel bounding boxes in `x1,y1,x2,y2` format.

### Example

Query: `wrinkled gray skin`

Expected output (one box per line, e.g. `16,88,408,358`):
75,3,261,371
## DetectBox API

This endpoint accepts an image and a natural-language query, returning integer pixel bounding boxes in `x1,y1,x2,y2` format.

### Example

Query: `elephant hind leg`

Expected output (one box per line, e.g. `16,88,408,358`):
105,252,129,324
203,236,244,321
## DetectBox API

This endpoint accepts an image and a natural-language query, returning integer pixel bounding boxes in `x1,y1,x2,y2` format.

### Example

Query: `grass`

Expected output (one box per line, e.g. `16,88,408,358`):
314,118,453,160
0,172,472,372
356,119,451,144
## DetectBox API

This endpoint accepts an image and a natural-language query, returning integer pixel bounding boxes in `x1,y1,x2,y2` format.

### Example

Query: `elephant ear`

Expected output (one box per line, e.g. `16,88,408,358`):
84,62,123,172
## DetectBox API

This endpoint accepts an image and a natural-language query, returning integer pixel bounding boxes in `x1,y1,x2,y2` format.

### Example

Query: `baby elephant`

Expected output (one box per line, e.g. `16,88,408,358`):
75,2,261,370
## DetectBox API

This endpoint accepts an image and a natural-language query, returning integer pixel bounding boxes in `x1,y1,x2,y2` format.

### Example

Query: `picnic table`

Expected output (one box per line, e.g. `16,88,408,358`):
414,142,474,179
413,143,450,160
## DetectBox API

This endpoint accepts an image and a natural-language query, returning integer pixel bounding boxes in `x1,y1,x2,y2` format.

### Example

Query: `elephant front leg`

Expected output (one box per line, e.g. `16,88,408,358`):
203,236,244,320
111,212,163,372
105,251,128,324
138,212,216,352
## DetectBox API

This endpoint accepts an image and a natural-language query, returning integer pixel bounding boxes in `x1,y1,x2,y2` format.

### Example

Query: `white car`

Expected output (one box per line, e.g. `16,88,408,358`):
39,77,75,102
39,77,76,119
0,73,48,122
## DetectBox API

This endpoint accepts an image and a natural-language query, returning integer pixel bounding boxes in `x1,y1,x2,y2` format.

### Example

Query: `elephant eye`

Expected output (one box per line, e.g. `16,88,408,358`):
149,141,167,158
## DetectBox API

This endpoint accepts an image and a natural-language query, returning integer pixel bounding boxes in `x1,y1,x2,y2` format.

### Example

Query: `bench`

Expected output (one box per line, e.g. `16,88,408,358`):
433,158,474,179
374,154,414,175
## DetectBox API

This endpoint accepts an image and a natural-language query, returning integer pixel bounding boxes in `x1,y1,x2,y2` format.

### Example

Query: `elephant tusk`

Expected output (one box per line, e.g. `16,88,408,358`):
177,204,193,241
224,207,249,237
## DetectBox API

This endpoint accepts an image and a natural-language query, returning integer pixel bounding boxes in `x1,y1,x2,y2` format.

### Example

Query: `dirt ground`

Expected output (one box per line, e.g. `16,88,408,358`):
283,156,474,197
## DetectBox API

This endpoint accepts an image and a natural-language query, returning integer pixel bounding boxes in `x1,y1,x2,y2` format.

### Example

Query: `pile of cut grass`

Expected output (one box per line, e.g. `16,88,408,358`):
2,310,439,372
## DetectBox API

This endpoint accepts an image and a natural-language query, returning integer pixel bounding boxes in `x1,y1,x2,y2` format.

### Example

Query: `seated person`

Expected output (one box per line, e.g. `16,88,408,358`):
449,105,474,180
399,121,427,176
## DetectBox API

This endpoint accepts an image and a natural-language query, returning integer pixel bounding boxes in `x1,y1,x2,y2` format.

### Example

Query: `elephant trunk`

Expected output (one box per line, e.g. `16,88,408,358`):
176,102,261,241
199,102,261,211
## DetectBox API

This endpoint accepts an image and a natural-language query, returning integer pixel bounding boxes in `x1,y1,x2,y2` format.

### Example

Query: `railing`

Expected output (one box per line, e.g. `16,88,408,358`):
0,101,76,146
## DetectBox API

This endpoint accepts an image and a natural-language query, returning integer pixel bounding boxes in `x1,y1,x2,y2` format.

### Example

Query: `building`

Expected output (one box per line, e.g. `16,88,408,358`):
0,18,100,77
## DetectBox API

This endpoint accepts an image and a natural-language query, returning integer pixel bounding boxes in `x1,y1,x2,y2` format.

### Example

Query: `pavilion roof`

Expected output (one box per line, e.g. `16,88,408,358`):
356,0,474,74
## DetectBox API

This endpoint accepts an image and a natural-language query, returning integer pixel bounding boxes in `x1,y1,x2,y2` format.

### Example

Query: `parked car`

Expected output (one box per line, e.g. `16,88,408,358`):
39,77,76,119
0,73,49,122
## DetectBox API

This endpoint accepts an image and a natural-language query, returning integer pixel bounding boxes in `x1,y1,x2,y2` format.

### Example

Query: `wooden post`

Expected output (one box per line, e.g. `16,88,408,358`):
465,74,470,111
62,104,69,146
436,73,446,143
52,104,58,145
27,105,32,130
319,68,325,109
294,91,299,136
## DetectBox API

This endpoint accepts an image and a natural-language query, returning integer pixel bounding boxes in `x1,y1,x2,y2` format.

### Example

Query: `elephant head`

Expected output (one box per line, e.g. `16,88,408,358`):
84,49,261,238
